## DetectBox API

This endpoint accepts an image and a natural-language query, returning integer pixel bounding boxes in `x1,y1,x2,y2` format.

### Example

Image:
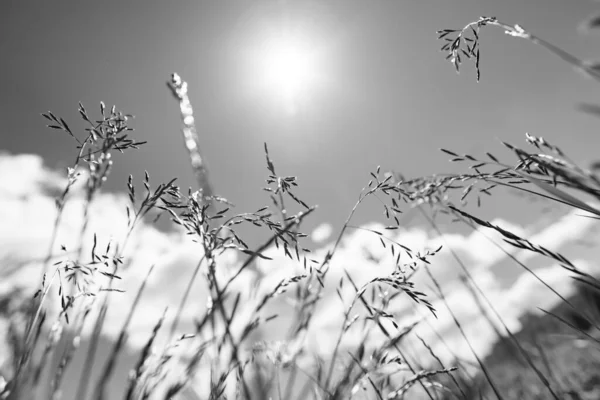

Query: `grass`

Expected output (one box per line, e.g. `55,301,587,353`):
2,8,600,400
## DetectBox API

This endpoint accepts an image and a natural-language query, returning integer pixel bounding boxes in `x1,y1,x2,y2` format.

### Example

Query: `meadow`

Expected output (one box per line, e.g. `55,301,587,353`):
2,11,600,400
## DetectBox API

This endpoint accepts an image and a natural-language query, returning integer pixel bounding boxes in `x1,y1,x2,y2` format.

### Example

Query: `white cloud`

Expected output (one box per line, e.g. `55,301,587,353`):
0,153,64,198
517,209,597,264
2,152,600,398
311,222,333,244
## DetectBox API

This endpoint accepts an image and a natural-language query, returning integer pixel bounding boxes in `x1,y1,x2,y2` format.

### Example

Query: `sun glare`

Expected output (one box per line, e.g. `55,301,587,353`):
254,34,319,114
238,7,335,117
263,38,314,97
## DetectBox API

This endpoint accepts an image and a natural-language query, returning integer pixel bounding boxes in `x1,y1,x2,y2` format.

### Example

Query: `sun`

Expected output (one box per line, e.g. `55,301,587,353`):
235,4,338,117
263,37,314,98
254,33,319,114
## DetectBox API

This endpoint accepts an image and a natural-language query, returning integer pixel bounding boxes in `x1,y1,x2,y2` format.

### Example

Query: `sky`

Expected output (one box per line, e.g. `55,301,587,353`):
3,0,600,235
2,0,600,398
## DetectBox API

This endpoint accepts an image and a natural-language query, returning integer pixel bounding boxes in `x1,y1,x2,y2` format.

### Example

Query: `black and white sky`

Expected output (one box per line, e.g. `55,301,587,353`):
3,0,600,230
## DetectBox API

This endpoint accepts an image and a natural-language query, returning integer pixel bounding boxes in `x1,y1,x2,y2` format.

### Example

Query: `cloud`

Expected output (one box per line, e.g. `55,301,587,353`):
0,153,64,198
311,222,333,244
2,152,600,397
398,261,583,372
0,154,211,343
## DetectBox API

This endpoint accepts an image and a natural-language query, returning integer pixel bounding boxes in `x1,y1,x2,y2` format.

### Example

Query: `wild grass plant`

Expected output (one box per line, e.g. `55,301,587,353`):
2,10,600,400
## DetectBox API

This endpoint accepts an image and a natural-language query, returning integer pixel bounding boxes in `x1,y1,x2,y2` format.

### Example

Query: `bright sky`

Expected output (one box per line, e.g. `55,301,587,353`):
2,0,600,237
